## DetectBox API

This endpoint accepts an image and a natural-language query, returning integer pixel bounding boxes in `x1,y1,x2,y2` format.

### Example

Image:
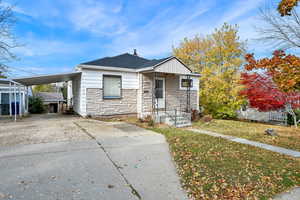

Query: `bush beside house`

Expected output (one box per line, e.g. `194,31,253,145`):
28,96,44,114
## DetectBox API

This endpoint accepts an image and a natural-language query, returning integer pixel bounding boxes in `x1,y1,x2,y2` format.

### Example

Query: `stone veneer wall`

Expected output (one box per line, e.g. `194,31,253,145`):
141,73,198,116
86,88,137,116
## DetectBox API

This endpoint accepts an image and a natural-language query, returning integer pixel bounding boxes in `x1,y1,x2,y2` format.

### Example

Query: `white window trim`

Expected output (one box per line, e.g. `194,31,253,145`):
179,76,194,90
103,75,122,99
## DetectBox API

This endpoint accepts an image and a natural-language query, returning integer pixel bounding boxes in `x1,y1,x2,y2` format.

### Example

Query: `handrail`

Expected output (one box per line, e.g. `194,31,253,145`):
162,102,192,127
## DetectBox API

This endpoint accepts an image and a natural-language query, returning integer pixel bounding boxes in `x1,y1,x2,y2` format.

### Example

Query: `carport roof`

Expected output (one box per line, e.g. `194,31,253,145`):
13,72,81,86
0,78,23,85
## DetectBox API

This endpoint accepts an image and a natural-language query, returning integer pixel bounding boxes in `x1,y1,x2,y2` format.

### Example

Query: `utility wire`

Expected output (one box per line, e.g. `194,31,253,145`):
5,65,39,76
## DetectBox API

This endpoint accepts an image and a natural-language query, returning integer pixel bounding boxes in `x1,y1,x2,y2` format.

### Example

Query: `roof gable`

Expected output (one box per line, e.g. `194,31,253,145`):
154,57,192,74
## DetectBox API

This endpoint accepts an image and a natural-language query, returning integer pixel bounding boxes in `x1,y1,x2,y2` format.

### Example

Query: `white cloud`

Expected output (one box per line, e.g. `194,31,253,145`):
67,0,126,36
220,0,265,23
108,1,215,57
107,0,269,58
7,0,271,61
13,36,92,57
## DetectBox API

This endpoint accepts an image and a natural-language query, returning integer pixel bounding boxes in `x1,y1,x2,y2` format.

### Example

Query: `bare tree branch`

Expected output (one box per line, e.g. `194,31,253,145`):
0,0,19,78
256,6,300,49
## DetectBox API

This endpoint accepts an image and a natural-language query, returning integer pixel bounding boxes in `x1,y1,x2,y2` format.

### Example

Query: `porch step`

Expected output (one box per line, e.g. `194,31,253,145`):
166,116,192,127
154,112,192,127
176,122,192,128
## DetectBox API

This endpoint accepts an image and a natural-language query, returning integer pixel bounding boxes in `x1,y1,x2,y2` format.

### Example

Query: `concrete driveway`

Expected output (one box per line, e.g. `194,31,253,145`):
0,114,187,200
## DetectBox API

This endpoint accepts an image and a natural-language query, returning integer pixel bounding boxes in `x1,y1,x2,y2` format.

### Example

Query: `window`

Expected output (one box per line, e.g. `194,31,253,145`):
103,75,121,99
181,78,193,88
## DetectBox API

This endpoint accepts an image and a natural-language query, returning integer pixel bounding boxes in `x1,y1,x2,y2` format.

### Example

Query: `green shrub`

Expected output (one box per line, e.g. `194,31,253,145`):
29,96,44,114
211,106,238,119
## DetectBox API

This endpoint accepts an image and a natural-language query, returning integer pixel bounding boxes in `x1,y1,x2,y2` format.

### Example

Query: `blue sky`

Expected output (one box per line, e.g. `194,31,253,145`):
4,0,282,77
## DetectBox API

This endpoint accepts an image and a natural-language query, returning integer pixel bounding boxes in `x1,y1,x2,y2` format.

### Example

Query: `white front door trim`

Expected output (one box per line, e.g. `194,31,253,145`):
155,77,165,109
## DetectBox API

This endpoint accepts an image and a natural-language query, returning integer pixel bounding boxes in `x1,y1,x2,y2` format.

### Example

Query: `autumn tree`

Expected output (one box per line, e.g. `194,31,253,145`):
33,84,56,93
278,0,299,16
245,50,300,92
174,23,246,119
241,72,300,127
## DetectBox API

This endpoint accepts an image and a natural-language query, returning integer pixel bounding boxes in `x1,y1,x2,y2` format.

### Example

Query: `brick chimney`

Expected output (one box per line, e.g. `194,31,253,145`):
133,49,137,56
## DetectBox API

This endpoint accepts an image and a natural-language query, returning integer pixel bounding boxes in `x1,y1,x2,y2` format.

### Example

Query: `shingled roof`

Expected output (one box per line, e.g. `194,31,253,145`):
36,92,64,102
81,53,171,69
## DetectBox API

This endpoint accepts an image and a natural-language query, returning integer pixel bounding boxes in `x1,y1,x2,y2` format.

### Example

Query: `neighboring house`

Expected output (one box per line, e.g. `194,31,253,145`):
14,51,200,127
0,79,29,116
36,92,65,113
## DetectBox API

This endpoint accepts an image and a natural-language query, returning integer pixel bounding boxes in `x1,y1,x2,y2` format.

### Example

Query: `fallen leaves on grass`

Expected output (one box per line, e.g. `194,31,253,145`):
152,128,300,200
194,119,300,151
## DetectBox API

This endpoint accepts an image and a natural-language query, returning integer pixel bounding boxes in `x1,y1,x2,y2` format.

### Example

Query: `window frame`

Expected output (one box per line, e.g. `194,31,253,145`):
102,75,122,100
180,78,193,88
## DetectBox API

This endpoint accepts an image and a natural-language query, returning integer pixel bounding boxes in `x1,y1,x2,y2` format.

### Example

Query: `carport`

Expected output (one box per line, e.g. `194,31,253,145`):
12,71,81,118
14,71,81,86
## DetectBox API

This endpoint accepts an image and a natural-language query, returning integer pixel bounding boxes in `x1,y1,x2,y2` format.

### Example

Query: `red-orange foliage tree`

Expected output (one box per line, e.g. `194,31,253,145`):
241,72,300,126
244,50,300,92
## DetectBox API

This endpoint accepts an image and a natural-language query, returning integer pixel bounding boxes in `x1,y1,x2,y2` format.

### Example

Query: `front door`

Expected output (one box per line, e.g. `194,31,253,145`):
155,77,165,109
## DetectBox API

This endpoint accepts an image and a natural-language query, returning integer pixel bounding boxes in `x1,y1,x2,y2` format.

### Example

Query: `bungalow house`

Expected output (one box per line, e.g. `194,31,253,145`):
14,51,200,127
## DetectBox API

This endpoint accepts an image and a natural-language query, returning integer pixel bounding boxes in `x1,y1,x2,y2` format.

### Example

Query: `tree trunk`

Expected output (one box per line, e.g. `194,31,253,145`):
292,113,298,128
285,104,298,128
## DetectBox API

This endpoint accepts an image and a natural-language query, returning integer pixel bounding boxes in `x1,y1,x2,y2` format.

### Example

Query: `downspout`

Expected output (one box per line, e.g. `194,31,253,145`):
141,73,144,118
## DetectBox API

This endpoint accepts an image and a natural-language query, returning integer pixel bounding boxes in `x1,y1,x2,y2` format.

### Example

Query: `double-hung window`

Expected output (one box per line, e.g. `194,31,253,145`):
103,75,121,99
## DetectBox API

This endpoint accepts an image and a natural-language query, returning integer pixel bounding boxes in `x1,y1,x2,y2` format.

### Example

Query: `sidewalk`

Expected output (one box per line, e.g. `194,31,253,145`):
188,128,300,158
274,187,300,200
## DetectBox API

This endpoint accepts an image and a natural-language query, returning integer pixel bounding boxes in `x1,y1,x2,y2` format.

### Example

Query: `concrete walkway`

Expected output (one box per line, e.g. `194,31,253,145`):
188,128,300,158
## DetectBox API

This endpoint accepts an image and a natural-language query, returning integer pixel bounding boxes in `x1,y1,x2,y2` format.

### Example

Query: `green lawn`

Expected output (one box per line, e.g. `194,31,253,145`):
151,127,300,200
193,119,300,151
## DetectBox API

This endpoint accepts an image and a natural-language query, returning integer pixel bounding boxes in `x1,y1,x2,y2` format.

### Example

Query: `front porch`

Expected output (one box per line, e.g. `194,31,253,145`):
138,71,200,127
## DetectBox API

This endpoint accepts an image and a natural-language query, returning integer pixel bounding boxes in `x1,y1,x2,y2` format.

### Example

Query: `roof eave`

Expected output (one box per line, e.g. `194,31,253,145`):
136,66,154,72
79,64,138,72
